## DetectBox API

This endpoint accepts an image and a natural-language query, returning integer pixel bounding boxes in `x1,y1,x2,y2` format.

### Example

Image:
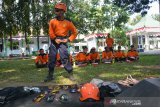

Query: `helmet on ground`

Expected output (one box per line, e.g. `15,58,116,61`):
54,3,67,12
80,83,100,101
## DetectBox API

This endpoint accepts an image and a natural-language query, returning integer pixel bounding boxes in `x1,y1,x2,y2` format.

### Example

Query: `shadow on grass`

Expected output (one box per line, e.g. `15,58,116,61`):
0,55,160,87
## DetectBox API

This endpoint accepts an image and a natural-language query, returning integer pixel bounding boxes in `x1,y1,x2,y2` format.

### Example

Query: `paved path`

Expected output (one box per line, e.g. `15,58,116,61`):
141,49,160,55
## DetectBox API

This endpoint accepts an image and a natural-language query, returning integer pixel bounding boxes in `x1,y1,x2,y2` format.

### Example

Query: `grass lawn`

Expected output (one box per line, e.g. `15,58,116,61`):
0,55,160,87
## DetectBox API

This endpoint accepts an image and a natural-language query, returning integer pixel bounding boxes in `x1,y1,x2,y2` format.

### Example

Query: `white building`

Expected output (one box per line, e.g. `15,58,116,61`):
0,35,50,56
84,33,108,52
126,15,160,52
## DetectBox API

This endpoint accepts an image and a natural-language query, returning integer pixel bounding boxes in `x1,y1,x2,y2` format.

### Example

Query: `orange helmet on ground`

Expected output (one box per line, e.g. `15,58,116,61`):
54,3,67,12
80,83,100,101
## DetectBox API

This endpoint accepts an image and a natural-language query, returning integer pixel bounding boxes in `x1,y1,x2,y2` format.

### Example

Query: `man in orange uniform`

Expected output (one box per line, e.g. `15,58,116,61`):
35,49,48,68
102,47,114,63
127,45,139,62
114,46,126,62
106,33,114,52
89,47,100,64
75,46,90,65
44,3,78,82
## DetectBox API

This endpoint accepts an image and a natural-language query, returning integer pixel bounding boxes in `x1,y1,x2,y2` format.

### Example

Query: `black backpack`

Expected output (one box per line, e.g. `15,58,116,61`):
99,83,122,100
0,87,31,105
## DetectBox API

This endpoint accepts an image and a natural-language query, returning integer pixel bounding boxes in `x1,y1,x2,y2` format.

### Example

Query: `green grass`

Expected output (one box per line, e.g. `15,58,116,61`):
0,55,160,87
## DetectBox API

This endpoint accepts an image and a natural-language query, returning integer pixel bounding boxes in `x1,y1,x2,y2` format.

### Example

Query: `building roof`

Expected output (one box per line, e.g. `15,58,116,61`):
85,33,108,40
132,15,160,29
127,15,160,35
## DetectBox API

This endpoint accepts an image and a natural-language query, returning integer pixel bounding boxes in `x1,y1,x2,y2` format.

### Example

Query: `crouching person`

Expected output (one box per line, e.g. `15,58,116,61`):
56,53,61,67
126,45,139,62
101,47,113,63
114,46,126,62
35,49,48,68
56,53,73,67
75,46,90,66
89,47,100,64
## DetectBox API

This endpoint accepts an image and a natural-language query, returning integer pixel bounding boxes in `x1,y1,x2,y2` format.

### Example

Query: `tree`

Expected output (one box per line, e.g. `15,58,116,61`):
0,0,156,54
152,14,160,22
112,0,156,16
111,27,129,46
128,15,142,26
16,0,31,54
1,0,18,51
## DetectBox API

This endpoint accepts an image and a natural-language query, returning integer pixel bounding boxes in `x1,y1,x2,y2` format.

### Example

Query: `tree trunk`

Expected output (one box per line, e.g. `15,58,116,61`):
1,36,4,52
10,33,13,51
37,30,39,50
24,31,28,55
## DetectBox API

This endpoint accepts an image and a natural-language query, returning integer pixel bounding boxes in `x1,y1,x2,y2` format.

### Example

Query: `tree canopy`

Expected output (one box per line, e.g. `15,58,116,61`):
0,0,156,45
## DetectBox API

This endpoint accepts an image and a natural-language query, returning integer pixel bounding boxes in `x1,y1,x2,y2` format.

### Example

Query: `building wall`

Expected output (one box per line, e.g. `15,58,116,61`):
130,35,160,51
1,36,50,56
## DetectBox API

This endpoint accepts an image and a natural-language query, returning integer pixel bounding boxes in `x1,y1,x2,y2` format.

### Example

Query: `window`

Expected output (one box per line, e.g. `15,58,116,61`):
42,41,49,44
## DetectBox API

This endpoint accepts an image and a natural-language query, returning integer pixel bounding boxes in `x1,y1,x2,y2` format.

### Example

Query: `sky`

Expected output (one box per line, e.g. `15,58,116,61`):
148,1,159,15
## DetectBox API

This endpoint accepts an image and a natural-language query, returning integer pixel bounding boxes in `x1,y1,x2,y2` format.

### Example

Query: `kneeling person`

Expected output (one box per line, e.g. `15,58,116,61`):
56,53,73,67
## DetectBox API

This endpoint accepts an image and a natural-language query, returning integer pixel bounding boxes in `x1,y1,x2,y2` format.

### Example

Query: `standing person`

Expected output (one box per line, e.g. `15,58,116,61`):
106,33,114,52
44,3,78,82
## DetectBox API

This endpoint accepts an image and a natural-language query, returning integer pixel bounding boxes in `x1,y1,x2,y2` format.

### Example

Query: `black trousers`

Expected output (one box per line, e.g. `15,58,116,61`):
90,59,100,64
35,63,47,68
47,43,73,78
115,57,126,62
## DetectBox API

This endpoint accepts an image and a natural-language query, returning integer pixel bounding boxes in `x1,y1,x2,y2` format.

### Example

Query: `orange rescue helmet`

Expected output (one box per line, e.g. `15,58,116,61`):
54,3,67,12
80,83,100,101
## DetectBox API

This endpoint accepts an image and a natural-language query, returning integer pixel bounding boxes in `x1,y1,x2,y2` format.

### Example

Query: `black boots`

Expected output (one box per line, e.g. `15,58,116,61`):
44,73,54,82
68,73,75,81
